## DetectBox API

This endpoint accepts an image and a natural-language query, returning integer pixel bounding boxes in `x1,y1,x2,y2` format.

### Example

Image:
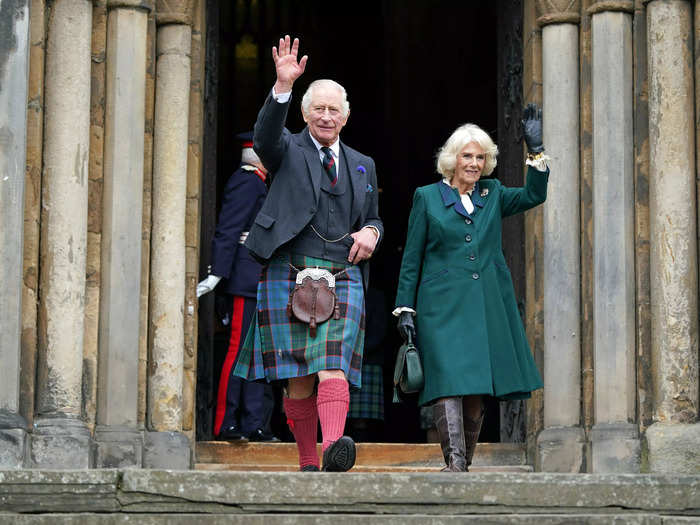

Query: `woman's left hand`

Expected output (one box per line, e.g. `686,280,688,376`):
522,103,544,153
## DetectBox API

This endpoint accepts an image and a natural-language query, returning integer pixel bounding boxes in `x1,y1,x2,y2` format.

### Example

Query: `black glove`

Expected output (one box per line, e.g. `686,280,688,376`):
522,103,544,153
397,311,416,343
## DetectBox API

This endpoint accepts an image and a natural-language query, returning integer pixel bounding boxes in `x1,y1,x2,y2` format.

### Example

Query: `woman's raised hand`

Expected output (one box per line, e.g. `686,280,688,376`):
521,103,544,153
272,35,308,92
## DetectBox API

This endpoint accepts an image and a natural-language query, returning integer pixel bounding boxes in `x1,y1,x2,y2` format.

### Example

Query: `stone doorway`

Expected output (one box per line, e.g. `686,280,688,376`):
197,0,528,445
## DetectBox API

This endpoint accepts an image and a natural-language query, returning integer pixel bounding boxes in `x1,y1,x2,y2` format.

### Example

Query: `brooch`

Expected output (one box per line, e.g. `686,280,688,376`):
357,165,366,175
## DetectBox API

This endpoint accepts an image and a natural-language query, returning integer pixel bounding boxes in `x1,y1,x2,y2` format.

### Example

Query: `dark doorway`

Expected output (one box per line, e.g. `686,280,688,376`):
197,0,526,444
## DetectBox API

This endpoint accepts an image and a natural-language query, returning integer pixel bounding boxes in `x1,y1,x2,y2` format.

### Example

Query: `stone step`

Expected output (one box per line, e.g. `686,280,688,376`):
195,441,527,470
195,463,534,473
1,469,698,523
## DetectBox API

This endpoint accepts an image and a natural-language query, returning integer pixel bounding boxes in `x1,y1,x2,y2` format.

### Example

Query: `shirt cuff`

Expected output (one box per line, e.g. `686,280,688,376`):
526,154,550,172
392,307,416,317
271,87,291,103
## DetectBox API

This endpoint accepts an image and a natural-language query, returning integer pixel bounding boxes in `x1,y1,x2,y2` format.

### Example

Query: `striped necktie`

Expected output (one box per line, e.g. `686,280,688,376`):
321,146,338,186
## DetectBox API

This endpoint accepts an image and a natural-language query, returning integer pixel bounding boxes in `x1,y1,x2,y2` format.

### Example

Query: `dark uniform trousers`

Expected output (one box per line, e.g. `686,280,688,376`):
214,295,274,436
211,163,274,438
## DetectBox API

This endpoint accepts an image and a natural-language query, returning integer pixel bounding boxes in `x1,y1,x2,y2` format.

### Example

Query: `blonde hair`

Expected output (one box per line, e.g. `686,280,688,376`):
436,123,498,180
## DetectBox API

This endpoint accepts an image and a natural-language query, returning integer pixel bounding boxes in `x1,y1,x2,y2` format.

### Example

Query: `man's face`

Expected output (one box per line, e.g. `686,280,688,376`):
302,85,349,147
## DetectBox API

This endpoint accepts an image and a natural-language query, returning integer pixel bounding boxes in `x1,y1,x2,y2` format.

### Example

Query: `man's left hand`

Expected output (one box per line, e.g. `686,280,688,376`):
348,227,378,264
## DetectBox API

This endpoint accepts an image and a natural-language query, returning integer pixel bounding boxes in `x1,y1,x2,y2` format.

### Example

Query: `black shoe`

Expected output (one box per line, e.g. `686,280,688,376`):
301,465,320,472
219,425,248,442
246,428,281,442
321,436,356,472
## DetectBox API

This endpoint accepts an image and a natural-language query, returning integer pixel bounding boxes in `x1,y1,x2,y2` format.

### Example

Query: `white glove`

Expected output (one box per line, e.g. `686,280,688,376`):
196,275,222,298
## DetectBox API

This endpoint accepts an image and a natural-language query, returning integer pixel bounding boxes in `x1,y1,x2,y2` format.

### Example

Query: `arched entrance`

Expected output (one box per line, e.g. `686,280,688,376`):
197,0,529,446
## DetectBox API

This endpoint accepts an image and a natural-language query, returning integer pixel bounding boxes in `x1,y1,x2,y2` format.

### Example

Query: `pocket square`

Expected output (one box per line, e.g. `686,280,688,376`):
366,184,374,193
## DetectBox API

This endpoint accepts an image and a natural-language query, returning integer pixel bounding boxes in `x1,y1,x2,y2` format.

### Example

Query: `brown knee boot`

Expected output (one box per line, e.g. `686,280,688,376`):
462,400,484,472
433,397,467,472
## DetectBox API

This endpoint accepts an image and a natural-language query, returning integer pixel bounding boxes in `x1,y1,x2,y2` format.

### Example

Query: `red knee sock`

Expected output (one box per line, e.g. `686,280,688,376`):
283,395,319,469
317,378,350,452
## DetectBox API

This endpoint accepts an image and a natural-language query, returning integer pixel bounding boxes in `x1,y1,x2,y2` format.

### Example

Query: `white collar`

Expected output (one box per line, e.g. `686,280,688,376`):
309,133,340,158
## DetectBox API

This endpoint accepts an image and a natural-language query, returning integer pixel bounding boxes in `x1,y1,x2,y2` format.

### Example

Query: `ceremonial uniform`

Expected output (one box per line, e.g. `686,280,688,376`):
211,160,275,441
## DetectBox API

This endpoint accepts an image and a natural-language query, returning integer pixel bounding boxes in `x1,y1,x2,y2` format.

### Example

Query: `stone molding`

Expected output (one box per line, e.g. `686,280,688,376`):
587,0,634,14
641,0,691,4
155,0,191,26
107,0,153,12
536,0,581,26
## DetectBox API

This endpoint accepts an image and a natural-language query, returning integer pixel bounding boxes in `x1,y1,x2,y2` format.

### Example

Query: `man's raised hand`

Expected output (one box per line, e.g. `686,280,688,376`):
272,35,308,93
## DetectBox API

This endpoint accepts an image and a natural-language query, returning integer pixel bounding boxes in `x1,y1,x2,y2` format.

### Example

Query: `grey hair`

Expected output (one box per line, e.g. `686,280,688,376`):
241,146,261,166
436,123,499,179
301,79,350,117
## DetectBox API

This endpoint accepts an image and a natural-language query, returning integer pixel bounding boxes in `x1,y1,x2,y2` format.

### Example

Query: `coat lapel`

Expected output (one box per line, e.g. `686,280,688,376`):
471,181,486,211
438,181,470,218
299,128,322,202
438,180,486,219
341,142,367,226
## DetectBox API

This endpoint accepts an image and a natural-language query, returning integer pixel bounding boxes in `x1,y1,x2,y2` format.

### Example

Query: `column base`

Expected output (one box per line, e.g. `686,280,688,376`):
591,422,640,473
536,426,585,472
30,417,92,469
94,425,143,468
0,411,28,468
143,431,191,469
644,422,700,474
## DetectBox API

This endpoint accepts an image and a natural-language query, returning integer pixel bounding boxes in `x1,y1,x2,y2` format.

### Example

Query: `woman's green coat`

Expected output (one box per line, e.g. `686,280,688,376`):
395,167,548,405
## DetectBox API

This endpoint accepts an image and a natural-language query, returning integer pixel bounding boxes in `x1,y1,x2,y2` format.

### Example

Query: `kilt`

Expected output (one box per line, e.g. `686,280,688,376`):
348,363,385,420
233,254,366,388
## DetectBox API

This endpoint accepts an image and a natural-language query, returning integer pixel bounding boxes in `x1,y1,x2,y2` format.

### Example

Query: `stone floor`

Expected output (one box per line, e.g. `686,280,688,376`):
0,469,698,523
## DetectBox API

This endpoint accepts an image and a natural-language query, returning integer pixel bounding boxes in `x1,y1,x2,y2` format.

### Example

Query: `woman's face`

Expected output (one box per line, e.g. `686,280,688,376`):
453,141,485,190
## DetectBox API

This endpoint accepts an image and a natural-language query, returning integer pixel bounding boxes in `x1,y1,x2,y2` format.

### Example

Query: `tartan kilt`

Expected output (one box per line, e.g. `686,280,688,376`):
348,363,385,420
233,254,365,388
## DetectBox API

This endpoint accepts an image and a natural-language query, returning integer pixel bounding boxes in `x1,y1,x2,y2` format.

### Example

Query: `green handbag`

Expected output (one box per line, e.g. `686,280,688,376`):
392,332,424,403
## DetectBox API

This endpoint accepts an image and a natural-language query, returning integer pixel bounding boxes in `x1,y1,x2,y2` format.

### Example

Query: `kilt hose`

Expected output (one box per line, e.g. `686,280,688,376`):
214,295,274,437
234,254,366,388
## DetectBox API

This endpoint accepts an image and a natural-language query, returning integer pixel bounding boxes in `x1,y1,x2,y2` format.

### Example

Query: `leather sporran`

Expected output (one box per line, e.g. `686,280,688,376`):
287,267,342,337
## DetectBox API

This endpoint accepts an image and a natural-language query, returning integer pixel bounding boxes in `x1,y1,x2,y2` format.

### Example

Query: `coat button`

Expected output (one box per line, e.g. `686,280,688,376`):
465,218,472,225
465,234,472,242
472,273,480,280
469,254,476,261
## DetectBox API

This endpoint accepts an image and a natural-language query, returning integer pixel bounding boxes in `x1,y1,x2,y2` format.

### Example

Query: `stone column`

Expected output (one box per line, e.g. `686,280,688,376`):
93,0,152,467
644,0,700,474
32,0,93,468
144,0,192,469
0,0,30,468
589,1,640,472
535,0,585,472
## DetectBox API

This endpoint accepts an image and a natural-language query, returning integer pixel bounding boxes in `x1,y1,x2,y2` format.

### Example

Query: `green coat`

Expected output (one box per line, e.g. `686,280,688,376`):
395,167,548,405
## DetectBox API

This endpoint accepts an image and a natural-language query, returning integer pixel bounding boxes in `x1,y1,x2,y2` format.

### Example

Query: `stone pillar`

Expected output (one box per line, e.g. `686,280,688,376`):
0,0,30,468
93,0,152,467
589,1,640,473
32,0,93,468
535,0,585,472
144,0,192,469
644,0,700,473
